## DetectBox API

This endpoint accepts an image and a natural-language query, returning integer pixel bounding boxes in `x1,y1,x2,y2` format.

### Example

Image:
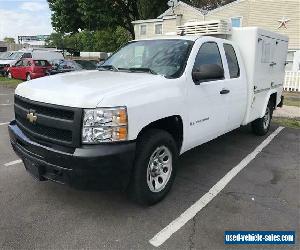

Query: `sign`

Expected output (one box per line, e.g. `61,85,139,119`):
18,35,50,43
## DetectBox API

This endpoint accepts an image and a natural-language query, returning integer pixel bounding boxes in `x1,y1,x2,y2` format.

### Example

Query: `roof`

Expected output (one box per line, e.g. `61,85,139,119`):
132,15,176,24
157,1,205,18
157,0,253,18
207,0,246,15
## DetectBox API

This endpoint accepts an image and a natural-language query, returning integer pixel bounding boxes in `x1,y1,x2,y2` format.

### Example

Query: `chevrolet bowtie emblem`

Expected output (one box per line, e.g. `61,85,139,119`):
26,111,37,124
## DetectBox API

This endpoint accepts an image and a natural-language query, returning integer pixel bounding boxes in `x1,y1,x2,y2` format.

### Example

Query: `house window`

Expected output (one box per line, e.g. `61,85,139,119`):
231,17,242,27
155,24,163,35
285,50,295,71
140,25,147,35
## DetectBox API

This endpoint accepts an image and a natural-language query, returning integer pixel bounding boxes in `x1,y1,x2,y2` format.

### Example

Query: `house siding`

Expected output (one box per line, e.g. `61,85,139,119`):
173,4,204,24
132,0,299,49
206,0,300,49
206,0,250,26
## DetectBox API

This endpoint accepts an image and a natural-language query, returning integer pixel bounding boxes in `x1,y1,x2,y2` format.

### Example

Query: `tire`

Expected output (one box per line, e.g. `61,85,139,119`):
128,129,179,206
251,100,273,136
26,73,31,81
7,71,12,79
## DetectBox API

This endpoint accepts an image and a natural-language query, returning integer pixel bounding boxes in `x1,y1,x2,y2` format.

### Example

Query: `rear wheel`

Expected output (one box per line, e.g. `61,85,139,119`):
128,129,178,206
251,100,273,136
26,73,31,81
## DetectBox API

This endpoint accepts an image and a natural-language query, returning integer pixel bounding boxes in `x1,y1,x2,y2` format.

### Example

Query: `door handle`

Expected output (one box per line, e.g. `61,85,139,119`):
220,89,230,95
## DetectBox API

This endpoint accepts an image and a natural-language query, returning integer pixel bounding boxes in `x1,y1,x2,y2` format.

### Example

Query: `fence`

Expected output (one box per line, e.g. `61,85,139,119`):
284,71,300,92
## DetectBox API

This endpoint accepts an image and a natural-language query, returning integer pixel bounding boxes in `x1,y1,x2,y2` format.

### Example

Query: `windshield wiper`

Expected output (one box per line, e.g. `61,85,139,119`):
123,67,158,75
98,65,119,72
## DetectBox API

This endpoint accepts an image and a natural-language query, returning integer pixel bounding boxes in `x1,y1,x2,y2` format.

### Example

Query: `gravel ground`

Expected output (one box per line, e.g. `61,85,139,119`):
273,105,300,118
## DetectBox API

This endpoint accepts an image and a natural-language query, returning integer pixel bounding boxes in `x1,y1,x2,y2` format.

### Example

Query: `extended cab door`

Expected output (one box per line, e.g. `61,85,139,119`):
185,39,229,149
221,43,247,130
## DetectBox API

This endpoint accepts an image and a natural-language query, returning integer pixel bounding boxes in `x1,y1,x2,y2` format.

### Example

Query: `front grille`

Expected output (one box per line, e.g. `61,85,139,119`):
15,97,74,120
14,95,82,147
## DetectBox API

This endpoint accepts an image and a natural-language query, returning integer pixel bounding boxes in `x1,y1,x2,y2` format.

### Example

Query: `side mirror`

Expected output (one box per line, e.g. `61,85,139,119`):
192,64,224,84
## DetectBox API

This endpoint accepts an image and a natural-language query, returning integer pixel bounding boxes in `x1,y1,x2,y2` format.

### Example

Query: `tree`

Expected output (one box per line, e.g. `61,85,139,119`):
46,27,131,53
47,0,169,38
47,0,84,34
3,37,15,44
45,32,65,48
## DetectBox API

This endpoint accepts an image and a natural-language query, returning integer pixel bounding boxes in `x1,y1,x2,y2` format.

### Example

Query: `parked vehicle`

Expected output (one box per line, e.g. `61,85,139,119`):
49,59,83,75
74,59,98,70
0,49,63,76
0,51,15,76
8,27,288,205
8,59,52,81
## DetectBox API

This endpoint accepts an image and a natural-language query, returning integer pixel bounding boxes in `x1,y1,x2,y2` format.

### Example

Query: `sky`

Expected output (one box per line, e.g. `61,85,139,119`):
0,0,53,41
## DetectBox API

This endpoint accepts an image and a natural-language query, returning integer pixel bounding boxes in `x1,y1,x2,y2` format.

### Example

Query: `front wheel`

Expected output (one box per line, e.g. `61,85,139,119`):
128,129,178,206
251,101,273,136
7,71,12,79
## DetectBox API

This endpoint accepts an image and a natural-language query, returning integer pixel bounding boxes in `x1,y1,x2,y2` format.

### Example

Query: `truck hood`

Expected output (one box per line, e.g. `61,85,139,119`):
15,70,164,108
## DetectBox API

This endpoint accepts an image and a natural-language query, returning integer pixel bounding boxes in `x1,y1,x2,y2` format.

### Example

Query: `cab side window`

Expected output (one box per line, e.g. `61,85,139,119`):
223,44,240,78
15,60,23,67
25,60,32,66
192,42,224,83
194,42,223,70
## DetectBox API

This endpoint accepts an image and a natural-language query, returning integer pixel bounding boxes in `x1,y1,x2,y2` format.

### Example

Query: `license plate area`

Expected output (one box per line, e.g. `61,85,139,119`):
23,158,45,181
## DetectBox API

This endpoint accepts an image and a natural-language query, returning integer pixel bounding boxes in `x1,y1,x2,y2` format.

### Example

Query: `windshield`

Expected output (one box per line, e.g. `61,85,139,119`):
8,52,23,60
102,39,194,78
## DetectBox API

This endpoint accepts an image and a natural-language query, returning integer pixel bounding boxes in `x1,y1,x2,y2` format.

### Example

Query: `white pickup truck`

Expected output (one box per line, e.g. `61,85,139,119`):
8,27,288,205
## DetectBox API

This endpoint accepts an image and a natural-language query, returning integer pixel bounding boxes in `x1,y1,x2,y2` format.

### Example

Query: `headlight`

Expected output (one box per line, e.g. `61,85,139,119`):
82,107,128,144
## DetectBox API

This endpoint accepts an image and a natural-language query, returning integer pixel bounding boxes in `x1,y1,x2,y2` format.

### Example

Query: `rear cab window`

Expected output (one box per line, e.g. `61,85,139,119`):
223,43,240,78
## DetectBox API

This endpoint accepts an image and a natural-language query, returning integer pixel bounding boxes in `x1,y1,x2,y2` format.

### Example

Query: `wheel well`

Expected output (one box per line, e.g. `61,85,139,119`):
138,116,183,151
269,93,277,110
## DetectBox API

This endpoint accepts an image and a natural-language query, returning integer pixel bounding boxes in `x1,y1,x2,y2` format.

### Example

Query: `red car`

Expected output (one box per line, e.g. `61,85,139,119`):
8,59,52,81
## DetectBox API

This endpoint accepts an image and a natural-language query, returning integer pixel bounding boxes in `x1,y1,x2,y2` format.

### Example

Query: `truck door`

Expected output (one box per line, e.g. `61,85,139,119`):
186,40,229,149
221,43,248,130
11,60,23,79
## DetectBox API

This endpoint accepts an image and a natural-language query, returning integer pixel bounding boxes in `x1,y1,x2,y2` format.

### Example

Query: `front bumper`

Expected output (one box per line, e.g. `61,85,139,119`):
8,121,136,190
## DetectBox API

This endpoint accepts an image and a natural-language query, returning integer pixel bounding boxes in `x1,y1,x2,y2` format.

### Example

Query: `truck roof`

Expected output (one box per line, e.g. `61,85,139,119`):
134,27,289,43
133,35,227,42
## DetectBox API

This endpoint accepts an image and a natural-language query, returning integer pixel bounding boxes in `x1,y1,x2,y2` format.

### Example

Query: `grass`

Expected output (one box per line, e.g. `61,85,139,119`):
273,117,300,129
0,76,23,88
283,91,300,107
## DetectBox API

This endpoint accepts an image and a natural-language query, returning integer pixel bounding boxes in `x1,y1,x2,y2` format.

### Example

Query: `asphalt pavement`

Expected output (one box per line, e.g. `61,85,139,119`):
0,87,299,250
